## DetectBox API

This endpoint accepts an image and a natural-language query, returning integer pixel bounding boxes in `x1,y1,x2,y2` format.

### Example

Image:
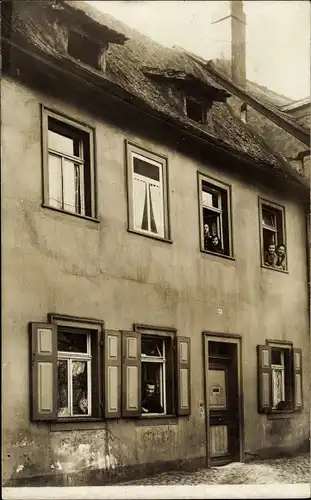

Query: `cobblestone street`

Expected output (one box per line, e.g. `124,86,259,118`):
122,454,310,485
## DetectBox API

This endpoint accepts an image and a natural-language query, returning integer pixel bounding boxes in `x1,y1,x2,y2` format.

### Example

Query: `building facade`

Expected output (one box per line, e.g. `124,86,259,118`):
2,0,310,486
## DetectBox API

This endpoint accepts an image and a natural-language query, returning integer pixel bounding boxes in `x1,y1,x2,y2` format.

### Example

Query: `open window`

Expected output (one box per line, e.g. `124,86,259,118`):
198,174,233,257
259,199,287,271
186,97,206,124
257,342,303,414
42,108,96,219
126,142,170,241
67,30,105,71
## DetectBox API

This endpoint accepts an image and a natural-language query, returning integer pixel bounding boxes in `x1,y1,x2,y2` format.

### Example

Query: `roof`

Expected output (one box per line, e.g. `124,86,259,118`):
280,97,310,113
3,0,308,191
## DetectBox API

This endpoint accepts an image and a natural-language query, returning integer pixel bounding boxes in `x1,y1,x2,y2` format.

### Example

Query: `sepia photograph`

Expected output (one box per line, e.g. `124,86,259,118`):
1,0,310,498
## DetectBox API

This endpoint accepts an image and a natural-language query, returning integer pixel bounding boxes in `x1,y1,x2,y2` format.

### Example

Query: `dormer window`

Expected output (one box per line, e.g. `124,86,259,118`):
67,30,105,71
186,97,206,124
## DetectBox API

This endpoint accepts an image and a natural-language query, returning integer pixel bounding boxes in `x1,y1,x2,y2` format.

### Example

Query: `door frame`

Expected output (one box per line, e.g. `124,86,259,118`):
202,332,244,467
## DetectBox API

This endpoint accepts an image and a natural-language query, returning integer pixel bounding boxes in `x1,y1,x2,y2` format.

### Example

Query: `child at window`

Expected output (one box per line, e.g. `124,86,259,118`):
264,243,277,267
275,244,286,270
210,235,224,254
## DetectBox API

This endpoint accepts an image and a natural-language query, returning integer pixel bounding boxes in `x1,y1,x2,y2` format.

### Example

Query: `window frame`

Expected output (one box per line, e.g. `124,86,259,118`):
259,198,288,273
67,29,105,71
126,141,171,243
133,324,176,419
185,96,206,124
41,106,98,222
198,172,234,259
266,340,294,416
48,313,104,422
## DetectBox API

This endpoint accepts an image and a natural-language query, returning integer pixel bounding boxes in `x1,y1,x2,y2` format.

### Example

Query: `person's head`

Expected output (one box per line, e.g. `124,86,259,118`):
79,393,88,414
276,244,286,257
144,380,156,397
267,243,276,255
204,223,210,235
212,236,219,247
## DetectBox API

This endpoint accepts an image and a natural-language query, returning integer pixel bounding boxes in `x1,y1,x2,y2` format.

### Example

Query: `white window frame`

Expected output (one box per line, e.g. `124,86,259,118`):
57,332,92,418
271,350,285,409
141,337,167,415
132,152,164,237
202,186,224,246
126,142,170,241
262,207,277,245
259,198,287,271
42,107,96,219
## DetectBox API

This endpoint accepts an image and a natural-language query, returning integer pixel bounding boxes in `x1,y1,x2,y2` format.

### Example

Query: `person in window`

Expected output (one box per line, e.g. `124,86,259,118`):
264,243,277,267
275,244,286,270
141,380,164,414
204,223,213,250
210,235,224,254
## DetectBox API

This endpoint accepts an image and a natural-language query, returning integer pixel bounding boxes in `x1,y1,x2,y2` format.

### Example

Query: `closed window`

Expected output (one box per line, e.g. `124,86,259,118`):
42,108,96,219
126,143,170,240
198,174,233,257
257,342,303,414
259,199,287,271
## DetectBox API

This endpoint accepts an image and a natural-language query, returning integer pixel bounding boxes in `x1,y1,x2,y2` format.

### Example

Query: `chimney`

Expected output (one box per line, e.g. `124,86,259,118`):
210,0,246,87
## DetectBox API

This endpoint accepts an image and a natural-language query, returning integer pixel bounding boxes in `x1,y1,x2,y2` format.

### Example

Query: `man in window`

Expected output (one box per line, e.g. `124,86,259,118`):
276,244,286,270
264,243,277,267
141,380,164,414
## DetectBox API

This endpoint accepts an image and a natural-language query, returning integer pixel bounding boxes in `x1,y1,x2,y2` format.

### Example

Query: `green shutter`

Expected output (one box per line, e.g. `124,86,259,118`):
29,322,58,421
121,331,141,417
176,336,191,416
257,345,272,413
104,330,121,418
293,348,303,411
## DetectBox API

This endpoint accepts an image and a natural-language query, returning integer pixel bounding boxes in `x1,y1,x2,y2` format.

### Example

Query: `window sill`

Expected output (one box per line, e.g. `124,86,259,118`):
267,411,295,420
42,204,100,224
127,228,173,244
201,249,235,261
261,264,288,274
136,414,178,426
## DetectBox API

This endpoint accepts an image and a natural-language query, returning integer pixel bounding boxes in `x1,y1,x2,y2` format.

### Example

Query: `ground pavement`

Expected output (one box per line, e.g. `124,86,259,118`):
121,454,310,485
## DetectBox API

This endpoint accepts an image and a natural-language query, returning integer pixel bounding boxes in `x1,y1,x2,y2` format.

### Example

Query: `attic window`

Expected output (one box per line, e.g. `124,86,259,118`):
186,97,205,124
67,30,103,70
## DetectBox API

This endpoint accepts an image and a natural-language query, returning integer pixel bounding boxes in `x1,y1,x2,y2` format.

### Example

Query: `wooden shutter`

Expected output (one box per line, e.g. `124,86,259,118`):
292,348,303,411
29,322,57,421
121,331,141,417
104,330,121,418
257,345,272,413
176,336,191,416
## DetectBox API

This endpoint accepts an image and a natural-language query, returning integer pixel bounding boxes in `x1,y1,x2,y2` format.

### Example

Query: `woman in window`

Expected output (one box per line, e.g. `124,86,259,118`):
275,244,286,270
204,223,213,250
210,235,224,254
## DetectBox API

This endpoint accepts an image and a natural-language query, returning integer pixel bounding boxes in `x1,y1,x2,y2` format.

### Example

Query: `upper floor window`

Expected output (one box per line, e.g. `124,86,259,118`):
186,97,206,124
126,142,170,241
198,174,233,257
67,30,104,70
259,199,287,271
42,108,96,219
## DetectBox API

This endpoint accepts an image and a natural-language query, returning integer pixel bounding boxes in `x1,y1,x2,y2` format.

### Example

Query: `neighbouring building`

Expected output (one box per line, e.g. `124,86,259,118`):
2,0,310,487
179,0,310,178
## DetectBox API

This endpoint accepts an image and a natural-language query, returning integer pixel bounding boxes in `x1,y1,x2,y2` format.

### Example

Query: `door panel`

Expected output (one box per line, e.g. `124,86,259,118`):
207,347,240,465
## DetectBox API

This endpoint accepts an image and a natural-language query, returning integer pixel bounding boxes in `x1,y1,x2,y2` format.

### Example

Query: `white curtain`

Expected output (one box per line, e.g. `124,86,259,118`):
149,183,164,237
63,159,77,213
272,369,284,408
133,177,147,230
48,154,62,209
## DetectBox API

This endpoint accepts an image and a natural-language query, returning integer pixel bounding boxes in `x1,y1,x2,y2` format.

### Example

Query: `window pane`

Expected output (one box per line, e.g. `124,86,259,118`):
141,362,164,414
72,361,89,415
142,337,163,357
63,159,80,213
272,368,284,408
48,130,79,156
57,360,69,417
48,154,62,209
263,228,276,248
133,156,160,181
271,349,282,365
262,209,276,227
149,183,164,236
58,331,88,353
202,189,219,209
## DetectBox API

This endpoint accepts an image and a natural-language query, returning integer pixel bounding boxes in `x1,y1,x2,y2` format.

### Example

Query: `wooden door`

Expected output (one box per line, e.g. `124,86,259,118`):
208,354,239,465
